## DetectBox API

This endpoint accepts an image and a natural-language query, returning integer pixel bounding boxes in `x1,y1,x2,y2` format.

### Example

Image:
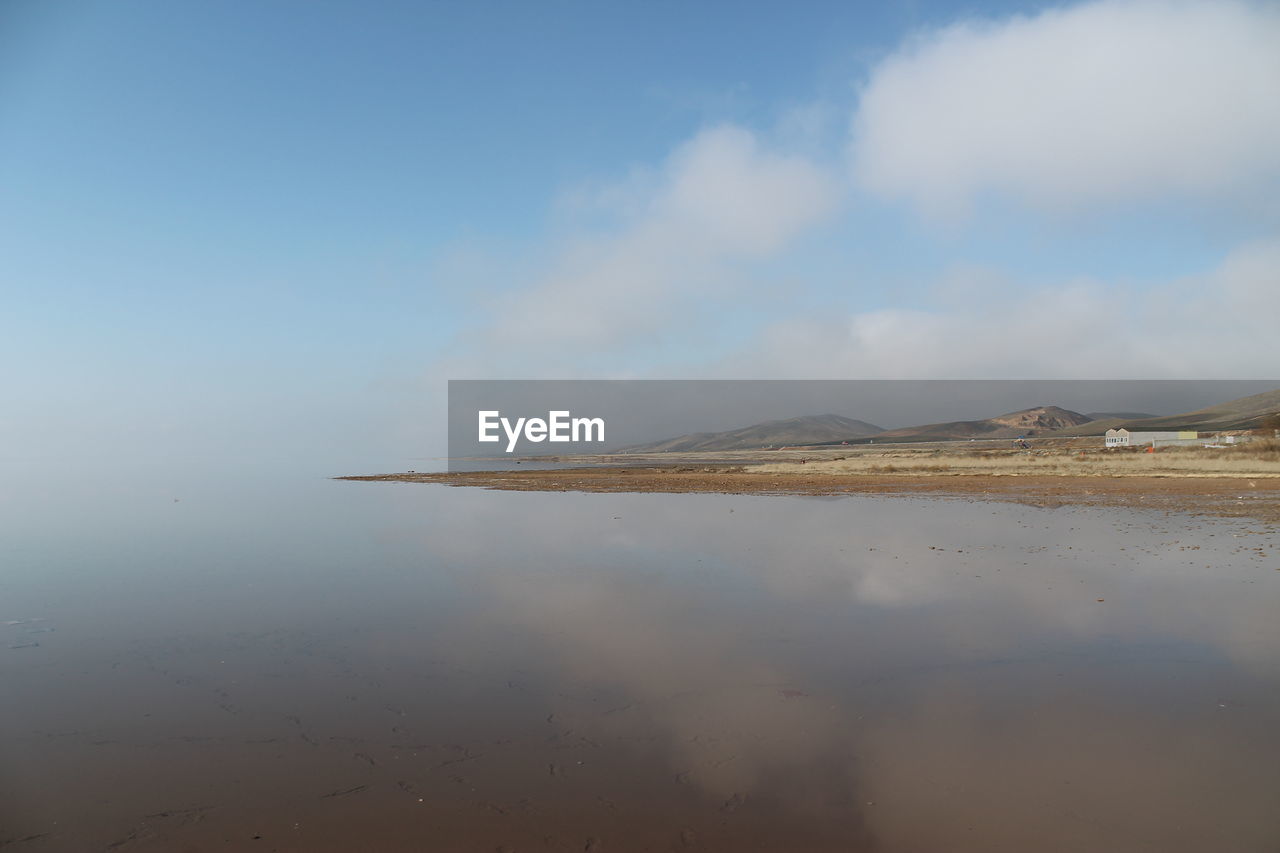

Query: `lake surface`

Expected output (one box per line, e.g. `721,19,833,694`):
3,475,1279,851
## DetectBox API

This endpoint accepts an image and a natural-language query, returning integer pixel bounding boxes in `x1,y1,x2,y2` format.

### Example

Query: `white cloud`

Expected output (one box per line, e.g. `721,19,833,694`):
476,125,839,356
851,0,1280,217
721,237,1280,378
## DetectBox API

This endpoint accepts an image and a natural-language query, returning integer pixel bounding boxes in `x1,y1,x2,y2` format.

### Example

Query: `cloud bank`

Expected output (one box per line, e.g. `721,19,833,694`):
724,237,1280,378
851,0,1280,216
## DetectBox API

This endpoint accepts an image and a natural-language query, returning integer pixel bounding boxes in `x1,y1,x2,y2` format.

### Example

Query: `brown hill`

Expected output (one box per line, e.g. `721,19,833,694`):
619,414,884,453
871,406,1093,443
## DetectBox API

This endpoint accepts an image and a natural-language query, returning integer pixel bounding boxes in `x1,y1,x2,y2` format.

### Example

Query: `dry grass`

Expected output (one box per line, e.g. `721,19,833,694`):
748,443,1280,479
1228,437,1280,461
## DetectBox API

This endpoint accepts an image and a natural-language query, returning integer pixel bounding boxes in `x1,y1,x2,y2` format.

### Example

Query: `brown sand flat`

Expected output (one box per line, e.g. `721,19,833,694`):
339,467,1280,526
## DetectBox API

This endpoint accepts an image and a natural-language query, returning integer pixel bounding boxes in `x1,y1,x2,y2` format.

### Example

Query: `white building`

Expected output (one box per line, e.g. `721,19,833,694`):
1106,428,1234,448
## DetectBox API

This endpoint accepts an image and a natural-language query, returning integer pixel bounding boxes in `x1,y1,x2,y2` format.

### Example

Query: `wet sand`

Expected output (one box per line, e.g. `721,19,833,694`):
340,467,1280,526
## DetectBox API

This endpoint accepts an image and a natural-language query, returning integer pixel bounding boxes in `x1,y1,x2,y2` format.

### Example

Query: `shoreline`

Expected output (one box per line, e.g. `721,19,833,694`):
338,466,1280,526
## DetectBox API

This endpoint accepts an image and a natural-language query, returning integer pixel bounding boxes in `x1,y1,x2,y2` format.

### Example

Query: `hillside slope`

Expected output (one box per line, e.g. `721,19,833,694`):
620,414,883,452
1053,389,1280,435
869,406,1093,442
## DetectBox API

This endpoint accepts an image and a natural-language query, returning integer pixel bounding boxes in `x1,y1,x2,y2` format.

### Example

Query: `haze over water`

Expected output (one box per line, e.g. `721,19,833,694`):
4,473,1278,851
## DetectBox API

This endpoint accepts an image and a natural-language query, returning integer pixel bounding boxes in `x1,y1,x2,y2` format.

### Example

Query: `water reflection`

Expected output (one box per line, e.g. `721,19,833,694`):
2,483,1278,851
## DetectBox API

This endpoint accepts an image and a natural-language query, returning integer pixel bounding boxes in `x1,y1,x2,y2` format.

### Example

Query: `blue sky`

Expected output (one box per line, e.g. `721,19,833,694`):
2,0,1278,474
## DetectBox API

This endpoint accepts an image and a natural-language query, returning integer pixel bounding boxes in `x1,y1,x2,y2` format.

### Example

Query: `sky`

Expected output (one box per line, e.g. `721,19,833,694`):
2,0,1279,475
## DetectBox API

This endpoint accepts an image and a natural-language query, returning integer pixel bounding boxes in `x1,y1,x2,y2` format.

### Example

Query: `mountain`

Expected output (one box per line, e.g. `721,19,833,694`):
869,406,1094,443
619,414,884,453
1085,411,1158,421
1052,389,1280,435
1050,416,1137,436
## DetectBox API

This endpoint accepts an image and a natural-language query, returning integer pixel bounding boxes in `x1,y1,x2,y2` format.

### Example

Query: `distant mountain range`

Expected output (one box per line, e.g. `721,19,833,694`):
618,414,883,453
616,389,1280,452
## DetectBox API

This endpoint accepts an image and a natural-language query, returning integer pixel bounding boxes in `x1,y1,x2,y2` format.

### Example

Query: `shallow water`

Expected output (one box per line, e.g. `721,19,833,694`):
3,477,1279,851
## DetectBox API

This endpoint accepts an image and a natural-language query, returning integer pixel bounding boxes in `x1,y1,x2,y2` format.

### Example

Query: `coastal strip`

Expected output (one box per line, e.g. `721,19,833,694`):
338,463,1280,526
